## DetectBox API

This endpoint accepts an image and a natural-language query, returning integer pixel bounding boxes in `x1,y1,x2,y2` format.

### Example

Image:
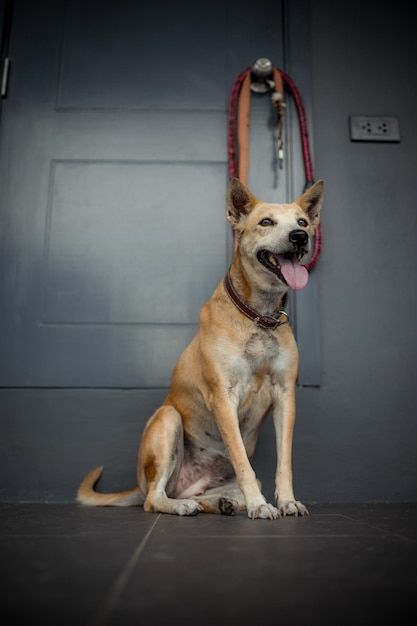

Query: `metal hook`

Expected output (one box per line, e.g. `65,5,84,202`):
250,57,275,93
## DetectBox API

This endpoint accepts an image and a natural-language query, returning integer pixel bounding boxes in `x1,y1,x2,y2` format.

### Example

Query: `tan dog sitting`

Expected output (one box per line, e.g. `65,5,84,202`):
77,178,324,519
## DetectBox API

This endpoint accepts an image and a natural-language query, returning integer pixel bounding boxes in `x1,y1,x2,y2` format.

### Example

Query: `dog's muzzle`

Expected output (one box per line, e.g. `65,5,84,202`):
256,229,310,291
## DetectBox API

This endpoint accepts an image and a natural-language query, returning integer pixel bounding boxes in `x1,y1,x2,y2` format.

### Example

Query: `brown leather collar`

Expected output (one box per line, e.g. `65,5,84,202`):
223,272,289,330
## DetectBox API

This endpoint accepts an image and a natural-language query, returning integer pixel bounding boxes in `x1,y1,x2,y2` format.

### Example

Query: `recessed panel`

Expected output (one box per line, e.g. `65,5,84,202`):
43,161,227,324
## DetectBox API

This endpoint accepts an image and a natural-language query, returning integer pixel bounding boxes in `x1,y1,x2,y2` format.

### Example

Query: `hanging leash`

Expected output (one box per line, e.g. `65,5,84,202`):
227,59,322,271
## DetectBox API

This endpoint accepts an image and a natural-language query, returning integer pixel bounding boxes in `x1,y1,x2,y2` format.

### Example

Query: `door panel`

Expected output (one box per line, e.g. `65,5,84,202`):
58,0,227,111
44,162,226,325
0,0,313,387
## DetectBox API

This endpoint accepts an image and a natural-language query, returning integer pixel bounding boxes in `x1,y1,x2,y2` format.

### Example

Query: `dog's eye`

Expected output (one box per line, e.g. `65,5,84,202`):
259,218,274,227
298,218,308,227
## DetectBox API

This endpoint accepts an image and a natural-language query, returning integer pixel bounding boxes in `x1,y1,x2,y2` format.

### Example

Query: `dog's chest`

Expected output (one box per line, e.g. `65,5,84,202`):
244,331,279,369
236,329,293,404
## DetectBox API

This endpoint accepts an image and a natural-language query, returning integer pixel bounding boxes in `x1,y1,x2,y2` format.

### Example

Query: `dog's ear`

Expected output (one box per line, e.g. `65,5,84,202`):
227,178,259,226
295,180,324,227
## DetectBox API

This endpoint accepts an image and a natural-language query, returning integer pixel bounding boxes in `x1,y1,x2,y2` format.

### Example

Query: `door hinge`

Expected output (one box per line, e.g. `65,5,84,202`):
1,57,10,98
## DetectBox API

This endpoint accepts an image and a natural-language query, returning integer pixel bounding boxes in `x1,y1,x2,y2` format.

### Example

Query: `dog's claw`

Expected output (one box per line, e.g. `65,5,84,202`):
248,503,279,520
277,500,309,517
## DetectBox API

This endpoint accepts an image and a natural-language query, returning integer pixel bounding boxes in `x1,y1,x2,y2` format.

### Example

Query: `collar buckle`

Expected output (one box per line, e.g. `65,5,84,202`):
265,311,289,328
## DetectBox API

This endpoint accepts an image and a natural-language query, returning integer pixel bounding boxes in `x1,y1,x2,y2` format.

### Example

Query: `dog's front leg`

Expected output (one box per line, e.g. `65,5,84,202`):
273,385,309,516
213,400,279,520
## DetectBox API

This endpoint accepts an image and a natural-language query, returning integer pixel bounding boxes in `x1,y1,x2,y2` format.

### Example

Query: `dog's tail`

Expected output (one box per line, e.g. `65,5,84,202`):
76,466,145,507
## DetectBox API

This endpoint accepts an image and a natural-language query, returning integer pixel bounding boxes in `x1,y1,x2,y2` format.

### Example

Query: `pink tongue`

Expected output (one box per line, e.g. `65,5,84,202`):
277,255,309,290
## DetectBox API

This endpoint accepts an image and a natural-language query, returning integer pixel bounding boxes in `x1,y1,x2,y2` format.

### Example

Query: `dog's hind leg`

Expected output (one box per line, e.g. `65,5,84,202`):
137,405,203,516
193,480,247,515
193,478,266,515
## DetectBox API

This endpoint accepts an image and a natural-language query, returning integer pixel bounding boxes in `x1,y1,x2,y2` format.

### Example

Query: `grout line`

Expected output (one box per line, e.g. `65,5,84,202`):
89,515,161,626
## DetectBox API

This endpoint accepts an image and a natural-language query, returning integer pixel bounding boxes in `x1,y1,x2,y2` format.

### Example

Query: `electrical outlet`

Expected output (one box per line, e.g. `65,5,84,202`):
349,116,400,142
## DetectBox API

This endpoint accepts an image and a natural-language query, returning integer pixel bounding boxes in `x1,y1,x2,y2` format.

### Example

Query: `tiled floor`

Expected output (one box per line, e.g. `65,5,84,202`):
1,502,416,626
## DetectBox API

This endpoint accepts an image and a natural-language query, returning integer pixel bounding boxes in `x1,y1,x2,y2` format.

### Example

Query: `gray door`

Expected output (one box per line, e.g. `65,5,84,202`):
0,0,312,387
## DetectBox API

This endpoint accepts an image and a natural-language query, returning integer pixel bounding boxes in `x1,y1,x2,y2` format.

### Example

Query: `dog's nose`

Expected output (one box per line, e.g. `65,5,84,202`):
289,229,308,247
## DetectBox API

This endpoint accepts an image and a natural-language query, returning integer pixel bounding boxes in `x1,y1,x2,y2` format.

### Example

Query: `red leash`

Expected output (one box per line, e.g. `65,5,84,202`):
227,64,322,271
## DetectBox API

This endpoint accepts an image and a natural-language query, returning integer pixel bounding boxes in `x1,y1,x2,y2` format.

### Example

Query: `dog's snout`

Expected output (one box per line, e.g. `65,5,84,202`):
289,229,308,247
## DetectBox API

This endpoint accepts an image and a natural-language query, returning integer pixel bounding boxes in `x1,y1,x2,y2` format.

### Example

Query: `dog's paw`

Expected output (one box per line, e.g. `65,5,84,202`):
174,500,203,516
277,500,309,517
247,503,280,520
218,497,239,516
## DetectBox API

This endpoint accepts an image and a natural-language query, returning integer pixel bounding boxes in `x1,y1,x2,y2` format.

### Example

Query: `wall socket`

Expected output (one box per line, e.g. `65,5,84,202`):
349,116,400,142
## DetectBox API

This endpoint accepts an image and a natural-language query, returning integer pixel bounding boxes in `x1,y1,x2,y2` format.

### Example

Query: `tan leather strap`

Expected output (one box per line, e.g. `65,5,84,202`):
237,71,251,185
272,67,285,167
237,67,285,185
272,67,284,98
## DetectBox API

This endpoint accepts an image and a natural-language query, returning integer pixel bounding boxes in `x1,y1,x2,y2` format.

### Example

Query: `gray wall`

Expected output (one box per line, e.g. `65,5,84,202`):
289,0,417,502
1,1,416,504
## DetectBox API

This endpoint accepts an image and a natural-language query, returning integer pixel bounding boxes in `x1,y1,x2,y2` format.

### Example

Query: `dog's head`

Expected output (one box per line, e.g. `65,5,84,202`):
227,178,324,291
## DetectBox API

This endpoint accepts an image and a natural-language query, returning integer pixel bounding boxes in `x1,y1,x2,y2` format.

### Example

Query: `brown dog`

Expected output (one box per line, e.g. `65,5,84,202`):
77,177,324,519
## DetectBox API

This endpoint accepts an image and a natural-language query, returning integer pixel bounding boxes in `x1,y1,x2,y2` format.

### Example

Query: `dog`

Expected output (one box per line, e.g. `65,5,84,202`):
77,177,324,519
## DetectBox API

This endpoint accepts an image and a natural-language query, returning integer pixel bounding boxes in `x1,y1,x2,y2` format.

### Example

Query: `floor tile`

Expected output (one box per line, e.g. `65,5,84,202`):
1,502,416,626
101,532,417,626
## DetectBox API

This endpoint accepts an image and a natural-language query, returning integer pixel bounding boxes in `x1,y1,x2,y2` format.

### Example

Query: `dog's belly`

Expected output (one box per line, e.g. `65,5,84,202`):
174,445,235,499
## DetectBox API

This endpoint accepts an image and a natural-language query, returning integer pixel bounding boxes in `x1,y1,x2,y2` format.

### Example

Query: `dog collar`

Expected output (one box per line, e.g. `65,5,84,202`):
223,272,289,330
